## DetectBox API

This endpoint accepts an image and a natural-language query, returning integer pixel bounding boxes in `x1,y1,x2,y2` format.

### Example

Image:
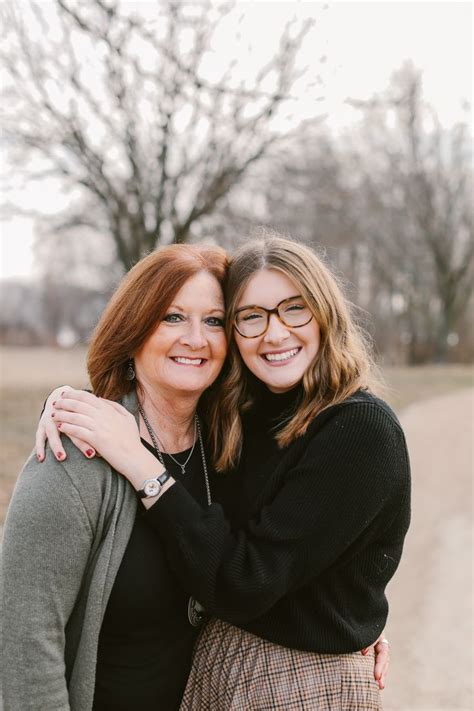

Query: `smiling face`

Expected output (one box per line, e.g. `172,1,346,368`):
134,271,227,400
234,268,320,393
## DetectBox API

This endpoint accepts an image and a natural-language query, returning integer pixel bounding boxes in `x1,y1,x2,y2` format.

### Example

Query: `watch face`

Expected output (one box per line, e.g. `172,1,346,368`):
144,479,161,497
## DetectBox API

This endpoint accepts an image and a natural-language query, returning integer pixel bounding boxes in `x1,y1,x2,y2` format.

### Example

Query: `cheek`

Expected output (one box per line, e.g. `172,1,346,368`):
234,336,259,371
305,323,321,359
212,334,228,364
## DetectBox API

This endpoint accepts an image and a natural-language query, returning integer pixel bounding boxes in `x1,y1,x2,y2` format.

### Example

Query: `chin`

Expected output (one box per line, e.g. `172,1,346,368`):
264,377,300,393
258,367,301,389
180,378,216,394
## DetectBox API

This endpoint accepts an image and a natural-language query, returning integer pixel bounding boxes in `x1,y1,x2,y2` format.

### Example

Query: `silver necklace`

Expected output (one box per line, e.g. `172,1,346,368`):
138,403,211,626
138,405,197,476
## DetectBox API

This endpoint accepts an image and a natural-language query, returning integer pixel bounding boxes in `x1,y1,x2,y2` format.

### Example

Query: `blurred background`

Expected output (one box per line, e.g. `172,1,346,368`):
0,1,472,709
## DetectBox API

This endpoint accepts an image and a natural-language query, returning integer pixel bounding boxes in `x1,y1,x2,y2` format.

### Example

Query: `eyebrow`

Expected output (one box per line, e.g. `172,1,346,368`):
168,304,225,314
237,294,301,310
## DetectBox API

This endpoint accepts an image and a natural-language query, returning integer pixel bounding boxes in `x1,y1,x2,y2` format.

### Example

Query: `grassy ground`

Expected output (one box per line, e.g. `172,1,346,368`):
1,346,473,525
0,347,89,524
381,363,473,411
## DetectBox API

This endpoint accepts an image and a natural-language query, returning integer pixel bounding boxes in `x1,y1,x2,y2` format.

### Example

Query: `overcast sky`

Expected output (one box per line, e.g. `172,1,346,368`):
1,0,472,281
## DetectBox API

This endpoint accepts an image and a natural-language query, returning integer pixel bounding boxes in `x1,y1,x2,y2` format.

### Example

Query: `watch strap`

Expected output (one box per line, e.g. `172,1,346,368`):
137,469,171,499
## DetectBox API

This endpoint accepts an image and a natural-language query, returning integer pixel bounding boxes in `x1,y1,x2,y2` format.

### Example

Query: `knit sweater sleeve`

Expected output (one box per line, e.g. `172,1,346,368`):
146,401,410,623
1,451,94,711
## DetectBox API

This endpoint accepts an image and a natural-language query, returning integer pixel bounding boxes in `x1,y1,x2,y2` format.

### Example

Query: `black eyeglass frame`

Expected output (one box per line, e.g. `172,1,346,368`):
233,295,314,339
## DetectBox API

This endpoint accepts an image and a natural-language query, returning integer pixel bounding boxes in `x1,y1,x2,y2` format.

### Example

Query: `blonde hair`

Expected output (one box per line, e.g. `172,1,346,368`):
209,232,383,471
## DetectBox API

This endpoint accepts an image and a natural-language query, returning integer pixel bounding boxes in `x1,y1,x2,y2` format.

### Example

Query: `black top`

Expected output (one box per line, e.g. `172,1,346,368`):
93,440,209,711
145,388,411,653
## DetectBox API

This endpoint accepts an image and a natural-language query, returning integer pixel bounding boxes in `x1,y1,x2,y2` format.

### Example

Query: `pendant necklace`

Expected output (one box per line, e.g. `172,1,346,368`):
138,405,197,476
138,403,211,626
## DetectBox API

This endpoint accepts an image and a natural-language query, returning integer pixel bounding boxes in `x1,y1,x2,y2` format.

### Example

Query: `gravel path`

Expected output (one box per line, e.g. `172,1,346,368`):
383,388,473,711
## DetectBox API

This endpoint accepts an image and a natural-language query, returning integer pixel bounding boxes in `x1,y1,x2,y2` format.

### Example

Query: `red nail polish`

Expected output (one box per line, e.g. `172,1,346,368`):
56,452,63,459
37,454,43,462
51,413,55,418
52,401,56,406
86,449,95,458
60,391,66,397
57,423,62,429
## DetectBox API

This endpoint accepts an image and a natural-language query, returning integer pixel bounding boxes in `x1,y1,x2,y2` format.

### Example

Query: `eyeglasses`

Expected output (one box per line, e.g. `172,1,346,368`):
234,295,313,338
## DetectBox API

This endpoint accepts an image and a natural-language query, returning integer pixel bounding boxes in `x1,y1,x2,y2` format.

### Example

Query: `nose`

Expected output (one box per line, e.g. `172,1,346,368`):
263,313,290,344
180,319,207,350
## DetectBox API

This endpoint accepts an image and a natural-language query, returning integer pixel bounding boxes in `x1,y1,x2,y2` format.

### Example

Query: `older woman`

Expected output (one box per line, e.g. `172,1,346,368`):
31,235,406,709
1,243,228,710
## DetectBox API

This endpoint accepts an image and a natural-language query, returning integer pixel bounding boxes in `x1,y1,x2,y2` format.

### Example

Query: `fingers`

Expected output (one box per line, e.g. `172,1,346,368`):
58,389,102,407
52,409,94,431
374,640,390,690
53,392,125,420
54,421,95,445
35,422,47,462
53,397,97,418
36,387,100,462
48,385,72,406
360,635,390,691
378,659,389,690
36,385,73,462
39,417,67,462
70,435,96,459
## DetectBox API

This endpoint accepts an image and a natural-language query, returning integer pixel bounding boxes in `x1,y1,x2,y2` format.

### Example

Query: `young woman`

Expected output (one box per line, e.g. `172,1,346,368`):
33,235,408,709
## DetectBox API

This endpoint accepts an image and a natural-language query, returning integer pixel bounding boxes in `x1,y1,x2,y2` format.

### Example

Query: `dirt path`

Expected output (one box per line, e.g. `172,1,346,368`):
383,388,473,711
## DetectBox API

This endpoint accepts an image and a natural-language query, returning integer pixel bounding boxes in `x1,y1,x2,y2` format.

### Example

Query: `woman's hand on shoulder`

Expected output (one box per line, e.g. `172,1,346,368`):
361,632,390,690
50,389,144,477
35,386,97,462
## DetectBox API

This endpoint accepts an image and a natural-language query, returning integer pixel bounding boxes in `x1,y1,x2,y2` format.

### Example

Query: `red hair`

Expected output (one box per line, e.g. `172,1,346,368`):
87,244,229,400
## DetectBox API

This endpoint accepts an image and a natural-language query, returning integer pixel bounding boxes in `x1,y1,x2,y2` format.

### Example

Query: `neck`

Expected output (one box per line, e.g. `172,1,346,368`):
139,387,199,452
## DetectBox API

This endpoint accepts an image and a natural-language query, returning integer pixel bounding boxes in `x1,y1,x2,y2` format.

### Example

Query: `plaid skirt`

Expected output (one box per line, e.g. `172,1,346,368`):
180,618,382,710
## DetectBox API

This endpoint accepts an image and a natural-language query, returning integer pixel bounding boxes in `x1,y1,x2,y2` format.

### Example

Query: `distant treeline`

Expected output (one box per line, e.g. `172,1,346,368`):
2,3,472,364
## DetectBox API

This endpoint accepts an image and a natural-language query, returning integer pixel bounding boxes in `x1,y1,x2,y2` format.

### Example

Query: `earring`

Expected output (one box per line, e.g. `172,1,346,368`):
126,360,136,381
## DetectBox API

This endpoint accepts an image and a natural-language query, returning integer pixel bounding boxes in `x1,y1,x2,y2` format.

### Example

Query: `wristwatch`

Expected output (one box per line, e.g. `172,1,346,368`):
137,470,171,499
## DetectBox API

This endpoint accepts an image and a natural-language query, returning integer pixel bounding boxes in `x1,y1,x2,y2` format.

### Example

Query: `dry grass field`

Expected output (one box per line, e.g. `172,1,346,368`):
0,346,89,525
1,346,473,527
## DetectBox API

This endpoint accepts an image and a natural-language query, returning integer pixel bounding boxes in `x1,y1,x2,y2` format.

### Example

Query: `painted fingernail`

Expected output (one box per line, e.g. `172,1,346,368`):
60,391,66,397
37,453,43,462
51,413,55,418
52,401,56,406
57,423,62,429
56,452,64,460
85,449,95,458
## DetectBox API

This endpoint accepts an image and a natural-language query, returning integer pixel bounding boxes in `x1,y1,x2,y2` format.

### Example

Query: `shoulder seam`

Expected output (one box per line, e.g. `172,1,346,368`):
321,399,405,438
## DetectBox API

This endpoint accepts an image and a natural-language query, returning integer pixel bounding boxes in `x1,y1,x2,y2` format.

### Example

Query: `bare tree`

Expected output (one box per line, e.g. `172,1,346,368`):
349,63,473,362
1,0,313,271
232,65,473,364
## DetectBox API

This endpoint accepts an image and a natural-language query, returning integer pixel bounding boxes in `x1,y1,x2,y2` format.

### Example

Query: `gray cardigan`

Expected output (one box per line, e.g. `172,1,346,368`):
1,393,138,711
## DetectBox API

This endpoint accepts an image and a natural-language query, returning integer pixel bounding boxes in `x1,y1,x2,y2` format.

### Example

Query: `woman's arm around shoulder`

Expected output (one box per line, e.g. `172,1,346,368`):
36,385,98,462
145,398,410,622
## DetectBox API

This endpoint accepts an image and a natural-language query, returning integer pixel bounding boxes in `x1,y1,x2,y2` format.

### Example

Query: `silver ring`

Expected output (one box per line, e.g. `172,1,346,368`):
380,638,390,646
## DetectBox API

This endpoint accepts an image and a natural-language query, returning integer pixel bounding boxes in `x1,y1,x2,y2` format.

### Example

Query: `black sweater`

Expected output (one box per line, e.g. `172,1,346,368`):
146,387,411,653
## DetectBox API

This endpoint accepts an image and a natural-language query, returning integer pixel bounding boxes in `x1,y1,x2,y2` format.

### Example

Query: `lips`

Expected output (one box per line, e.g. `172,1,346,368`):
170,356,207,366
260,347,301,363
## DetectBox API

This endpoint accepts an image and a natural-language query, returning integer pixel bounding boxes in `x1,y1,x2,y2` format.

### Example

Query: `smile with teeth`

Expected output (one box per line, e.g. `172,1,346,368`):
171,356,206,366
261,348,301,363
